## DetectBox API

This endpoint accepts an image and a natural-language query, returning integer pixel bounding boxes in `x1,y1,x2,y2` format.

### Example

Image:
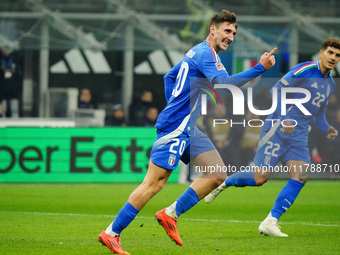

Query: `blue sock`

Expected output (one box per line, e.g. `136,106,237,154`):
271,179,305,220
173,187,199,217
111,202,139,235
224,170,257,187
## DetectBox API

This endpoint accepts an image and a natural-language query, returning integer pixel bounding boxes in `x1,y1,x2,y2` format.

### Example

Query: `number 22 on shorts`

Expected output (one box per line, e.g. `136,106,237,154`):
264,141,280,157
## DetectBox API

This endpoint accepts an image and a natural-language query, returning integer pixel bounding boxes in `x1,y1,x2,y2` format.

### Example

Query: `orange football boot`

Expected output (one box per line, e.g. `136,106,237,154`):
155,208,183,246
98,230,130,254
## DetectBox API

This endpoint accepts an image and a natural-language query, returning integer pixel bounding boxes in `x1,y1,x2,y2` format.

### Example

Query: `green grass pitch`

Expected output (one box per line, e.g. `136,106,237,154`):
0,180,339,254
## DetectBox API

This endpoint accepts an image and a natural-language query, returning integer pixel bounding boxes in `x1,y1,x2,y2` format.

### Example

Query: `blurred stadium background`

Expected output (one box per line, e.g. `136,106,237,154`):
1,3,339,254
0,0,340,182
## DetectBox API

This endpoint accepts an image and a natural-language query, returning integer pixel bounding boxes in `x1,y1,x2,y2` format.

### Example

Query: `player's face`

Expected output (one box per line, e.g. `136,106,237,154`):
211,22,236,53
319,46,340,71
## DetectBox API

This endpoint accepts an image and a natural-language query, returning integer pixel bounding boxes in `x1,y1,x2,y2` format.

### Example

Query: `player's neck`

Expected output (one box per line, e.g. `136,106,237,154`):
319,63,331,77
205,37,220,54
321,67,331,77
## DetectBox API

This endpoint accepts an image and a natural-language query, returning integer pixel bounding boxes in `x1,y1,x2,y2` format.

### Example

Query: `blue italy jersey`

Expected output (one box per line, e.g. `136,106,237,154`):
156,40,266,135
263,61,335,144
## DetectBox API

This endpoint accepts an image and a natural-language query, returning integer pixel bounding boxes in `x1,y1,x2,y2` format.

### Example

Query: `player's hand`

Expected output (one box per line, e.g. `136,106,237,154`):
327,126,338,140
260,47,277,70
282,120,295,134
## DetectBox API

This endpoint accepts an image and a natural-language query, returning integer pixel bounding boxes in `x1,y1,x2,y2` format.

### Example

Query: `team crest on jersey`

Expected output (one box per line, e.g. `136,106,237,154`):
215,62,226,71
264,156,271,165
168,154,176,166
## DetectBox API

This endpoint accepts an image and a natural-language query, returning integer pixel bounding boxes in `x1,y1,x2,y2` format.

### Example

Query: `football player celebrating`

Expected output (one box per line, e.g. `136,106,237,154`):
205,38,340,237
98,10,276,254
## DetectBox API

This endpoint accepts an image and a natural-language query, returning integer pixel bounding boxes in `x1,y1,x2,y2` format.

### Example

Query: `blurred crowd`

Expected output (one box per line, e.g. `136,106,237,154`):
103,90,159,127
76,87,159,127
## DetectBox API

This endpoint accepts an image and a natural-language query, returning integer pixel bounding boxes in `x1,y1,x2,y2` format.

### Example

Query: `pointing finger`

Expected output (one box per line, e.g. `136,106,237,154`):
268,47,277,56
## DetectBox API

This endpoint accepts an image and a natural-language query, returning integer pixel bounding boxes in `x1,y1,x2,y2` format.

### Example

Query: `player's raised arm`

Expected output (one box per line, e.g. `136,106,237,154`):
260,47,277,70
213,47,278,87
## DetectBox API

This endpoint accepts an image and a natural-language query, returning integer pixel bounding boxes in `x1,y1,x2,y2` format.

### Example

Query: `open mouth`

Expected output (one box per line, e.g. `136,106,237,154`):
222,40,231,47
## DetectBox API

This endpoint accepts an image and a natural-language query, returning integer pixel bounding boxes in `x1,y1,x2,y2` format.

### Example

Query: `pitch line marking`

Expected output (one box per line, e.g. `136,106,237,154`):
0,211,338,227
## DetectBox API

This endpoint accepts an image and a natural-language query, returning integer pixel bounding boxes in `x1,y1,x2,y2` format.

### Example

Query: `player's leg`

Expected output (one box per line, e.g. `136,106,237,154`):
148,130,192,246
259,147,310,237
204,128,283,203
204,165,271,203
170,128,226,199
270,160,307,219
99,129,183,253
227,165,271,187
128,161,172,210
260,160,307,234
158,149,225,227
108,160,173,235
189,148,227,198
99,160,172,254
225,123,283,188
156,149,225,246
259,160,306,237
156,129,225,245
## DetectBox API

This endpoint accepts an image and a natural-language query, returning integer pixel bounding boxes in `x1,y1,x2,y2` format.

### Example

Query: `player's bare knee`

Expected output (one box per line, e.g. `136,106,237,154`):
157,181,167,192
210,177,225,188
217,177,226,185
141,179,165,196
292,177,307,184
149,181,166,195
254,177,269,186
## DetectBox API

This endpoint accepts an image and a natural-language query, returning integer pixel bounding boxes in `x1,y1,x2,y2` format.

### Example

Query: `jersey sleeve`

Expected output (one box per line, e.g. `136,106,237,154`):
313,107,329,134
213,63,266,87
198,47,268,87
228,63,266,80
313,102,330,134
198,49,229,83
313,83,335,135
163,61,182,103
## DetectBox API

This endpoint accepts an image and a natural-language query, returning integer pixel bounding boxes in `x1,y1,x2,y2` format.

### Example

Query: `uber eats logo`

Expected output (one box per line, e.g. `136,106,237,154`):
0,137,152,174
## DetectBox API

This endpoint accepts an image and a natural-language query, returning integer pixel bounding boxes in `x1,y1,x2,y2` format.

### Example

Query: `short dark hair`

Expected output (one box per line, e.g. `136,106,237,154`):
321,38,340,50
209,10,238,29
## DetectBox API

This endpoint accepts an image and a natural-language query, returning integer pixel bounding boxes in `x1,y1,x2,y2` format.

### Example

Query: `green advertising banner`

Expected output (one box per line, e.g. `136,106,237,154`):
0,127,179,183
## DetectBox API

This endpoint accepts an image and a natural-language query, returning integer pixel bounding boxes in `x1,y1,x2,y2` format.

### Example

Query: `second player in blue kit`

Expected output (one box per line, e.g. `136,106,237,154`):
205,38,340,237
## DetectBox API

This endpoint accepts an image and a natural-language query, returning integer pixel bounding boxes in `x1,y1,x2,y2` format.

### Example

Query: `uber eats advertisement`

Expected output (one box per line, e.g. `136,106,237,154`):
0,128,179,183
